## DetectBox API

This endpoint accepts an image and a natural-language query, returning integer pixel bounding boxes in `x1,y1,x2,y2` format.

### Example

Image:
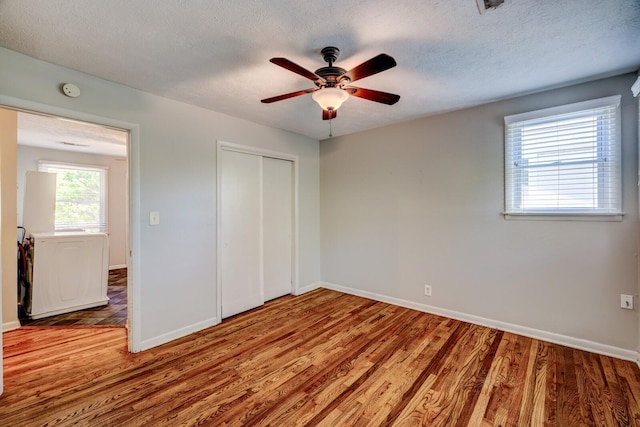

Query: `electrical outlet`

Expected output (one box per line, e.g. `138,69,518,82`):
424,285,432,296
621,294,634,310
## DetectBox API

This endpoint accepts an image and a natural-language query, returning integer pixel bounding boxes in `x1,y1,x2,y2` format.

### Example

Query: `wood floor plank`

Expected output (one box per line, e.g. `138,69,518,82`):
465,340,505,425
563,346,596,426
474,332,519,426
600,354,632,426
579,351,619,427
2,288,640,426
612,357,640,427
516,340,540,425
456,328,504,425
503,334,534,426
530,341,550,425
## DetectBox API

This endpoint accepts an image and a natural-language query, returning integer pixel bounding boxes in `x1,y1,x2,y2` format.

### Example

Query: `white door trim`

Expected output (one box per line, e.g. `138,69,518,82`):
0,94,141,353
216,140,299,322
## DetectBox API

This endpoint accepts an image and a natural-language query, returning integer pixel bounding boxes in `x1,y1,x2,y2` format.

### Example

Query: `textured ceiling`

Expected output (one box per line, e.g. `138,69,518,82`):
18,111,128,157
1,0,639,141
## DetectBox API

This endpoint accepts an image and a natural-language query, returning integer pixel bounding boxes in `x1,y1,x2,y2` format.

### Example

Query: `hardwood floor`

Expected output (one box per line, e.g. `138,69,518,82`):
2,288,640,426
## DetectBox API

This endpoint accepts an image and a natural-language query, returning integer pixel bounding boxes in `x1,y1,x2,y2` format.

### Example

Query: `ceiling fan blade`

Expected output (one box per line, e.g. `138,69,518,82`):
261,88,318,103
344,86,400,105
343,54,397,83
322,109,337,120
270,57,324,82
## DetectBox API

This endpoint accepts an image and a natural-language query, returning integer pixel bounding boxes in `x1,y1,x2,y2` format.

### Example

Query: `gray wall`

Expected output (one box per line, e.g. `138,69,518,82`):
321,73,639,351
0,47,321,346
17,145,128,268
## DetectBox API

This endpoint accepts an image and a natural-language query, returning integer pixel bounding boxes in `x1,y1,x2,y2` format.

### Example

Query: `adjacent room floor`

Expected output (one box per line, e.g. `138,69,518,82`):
20,268,127,326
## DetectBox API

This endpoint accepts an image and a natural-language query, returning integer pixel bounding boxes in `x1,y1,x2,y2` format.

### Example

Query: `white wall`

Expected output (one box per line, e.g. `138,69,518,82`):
0,47,320,348
321,73,639,354
16,145,128,268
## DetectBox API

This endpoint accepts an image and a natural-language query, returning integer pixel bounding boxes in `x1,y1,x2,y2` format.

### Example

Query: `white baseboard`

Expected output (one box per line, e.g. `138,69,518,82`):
321,282,638,362
139,316,220,351
109,264,127,270
2,321,21,333
295,282,322,296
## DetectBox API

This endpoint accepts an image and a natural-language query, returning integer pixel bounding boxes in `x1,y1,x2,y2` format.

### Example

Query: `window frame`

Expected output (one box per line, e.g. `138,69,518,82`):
38,160,109,232
503,95,623,221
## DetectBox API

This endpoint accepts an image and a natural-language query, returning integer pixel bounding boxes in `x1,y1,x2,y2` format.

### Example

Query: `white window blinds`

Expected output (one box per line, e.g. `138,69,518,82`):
504,95,621,216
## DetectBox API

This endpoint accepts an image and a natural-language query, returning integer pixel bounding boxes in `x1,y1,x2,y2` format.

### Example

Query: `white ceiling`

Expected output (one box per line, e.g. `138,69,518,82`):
1,0,639,141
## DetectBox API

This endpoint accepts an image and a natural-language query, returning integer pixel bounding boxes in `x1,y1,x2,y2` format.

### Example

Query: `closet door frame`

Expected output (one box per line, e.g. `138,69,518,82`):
215,140,299,322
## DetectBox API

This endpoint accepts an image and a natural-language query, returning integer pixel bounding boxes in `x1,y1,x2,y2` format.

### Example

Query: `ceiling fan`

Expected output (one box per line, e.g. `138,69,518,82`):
261,47,400,120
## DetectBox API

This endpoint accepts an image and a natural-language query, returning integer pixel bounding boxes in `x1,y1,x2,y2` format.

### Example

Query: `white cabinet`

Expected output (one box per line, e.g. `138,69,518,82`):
30,232,109,319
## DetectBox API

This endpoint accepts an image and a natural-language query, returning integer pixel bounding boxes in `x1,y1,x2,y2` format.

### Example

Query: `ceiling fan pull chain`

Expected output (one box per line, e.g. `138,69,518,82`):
329,116,333,138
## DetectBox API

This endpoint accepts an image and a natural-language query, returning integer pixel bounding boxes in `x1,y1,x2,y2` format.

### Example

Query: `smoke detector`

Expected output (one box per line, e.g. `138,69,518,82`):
61,83,81,98
476,0,506,14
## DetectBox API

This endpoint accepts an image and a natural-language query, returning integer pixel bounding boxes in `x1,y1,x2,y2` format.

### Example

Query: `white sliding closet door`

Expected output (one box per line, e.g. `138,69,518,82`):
263,157,293,301
220,150,262,318
219,148,294,319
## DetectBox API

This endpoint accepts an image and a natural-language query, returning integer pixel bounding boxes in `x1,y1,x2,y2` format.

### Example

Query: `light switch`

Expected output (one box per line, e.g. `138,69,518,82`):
149,211,160,225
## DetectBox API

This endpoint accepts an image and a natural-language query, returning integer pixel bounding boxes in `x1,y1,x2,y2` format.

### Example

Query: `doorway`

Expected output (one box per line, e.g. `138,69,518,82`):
0,106,140,342
217,141,298,319
16,110,129,326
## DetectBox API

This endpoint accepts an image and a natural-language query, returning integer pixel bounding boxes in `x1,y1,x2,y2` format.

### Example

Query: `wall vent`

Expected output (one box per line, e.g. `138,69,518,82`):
60,141,89,147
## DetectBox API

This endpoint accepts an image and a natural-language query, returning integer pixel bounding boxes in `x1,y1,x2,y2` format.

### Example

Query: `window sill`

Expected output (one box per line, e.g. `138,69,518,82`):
502,212,624,222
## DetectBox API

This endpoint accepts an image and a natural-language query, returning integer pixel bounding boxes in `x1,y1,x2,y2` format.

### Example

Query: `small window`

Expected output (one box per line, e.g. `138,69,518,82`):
504,95,622,219
38,161,108,232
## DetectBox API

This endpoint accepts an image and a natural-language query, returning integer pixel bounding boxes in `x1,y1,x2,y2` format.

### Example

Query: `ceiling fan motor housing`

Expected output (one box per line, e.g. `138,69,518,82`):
316,47,349,88
315,66,348,88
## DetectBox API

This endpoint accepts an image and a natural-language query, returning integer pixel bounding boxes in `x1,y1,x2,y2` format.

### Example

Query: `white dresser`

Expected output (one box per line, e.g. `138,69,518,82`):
29,231,109,319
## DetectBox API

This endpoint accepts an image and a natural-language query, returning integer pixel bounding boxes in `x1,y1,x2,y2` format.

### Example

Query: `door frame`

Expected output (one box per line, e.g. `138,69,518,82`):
0,94,141,353
216,140,299,321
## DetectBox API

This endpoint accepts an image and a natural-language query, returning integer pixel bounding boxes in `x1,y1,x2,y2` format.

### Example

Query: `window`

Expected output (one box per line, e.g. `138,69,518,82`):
504,95,621,219
38,161,108,232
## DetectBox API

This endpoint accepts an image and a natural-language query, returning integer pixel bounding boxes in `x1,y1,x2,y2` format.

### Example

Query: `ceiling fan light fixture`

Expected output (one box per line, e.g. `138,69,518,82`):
312,87,349,111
